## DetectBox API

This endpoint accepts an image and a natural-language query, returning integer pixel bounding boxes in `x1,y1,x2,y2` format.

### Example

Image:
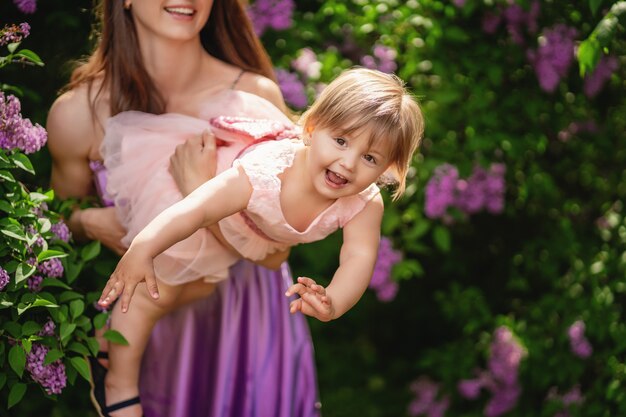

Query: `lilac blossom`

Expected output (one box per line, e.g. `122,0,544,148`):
13,0,37,14
547,385,584,416
247,0,294,36
425,164,459,219
25,343,67,395
0,22,30,45
275,68,308,109
51,221,71,243
481,1,540,43
452,0,466,8
0,92,48,154
361,44,397,74
368,237,402,302
27,274,43,292
527,25,578,93
38,318,56,337
291,48,321,80
408,377,450,417
568,320,593,358
37,258,64,278
0,267,9,291
584,55,619,98
457,327,525,416
425,163,506,219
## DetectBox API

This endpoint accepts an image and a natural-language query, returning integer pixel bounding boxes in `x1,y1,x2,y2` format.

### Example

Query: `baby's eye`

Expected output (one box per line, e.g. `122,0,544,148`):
363,154,377,164
334,137,347,146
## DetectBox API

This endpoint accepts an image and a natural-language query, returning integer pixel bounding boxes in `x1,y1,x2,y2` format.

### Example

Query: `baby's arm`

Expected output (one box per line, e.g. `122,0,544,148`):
98,166,253,312
286,195,384,321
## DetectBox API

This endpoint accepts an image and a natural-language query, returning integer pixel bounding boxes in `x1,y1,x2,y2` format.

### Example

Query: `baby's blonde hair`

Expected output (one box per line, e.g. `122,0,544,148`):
300,68,424,199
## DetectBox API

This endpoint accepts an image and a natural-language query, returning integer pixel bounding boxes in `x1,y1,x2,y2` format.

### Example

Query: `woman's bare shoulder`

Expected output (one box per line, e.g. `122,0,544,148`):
237,72,288,113
47,82,107,152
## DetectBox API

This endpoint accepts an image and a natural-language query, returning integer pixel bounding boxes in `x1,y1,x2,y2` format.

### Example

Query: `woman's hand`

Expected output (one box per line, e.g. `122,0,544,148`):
78,206,128,255
169,129,217,197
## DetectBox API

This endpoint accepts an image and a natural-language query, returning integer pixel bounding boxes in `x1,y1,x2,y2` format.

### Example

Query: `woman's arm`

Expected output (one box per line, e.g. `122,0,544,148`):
99,166,254,312
47,88,128,255
286,195,384,321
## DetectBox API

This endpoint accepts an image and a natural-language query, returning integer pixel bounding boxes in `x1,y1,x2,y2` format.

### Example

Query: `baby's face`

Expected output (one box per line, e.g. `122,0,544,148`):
305,125,391,200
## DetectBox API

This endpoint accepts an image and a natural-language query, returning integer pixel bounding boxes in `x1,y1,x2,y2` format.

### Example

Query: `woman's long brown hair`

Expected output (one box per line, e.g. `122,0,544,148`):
67,0,275,116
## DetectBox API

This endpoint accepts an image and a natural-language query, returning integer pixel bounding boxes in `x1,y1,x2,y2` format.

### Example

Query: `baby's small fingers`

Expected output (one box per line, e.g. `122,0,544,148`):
301,292,328,313
297,277,317,288
289,299,302,314
285,283,306,297
99,278,120,305
120,282,136,313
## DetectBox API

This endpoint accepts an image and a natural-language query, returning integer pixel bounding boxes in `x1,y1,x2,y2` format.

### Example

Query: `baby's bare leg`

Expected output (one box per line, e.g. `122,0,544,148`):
105,279,185,417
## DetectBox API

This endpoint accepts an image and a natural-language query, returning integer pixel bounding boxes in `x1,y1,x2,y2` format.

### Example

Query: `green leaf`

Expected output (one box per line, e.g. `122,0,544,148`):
10,153,34,175
7,42,19,53
15,262,36,285
67,342,90,356
60,322,77,341
8,382,26,409
69,356,91,382
433,226,451,252
21,321,41,336
93,313,109,330
0,199,13,214
37,217,52,233
8,345,26,378
86,337,100,357
37,250,68,263
1,226,27,241
40,278,71,290
21,339,32,354
29,192,50,204
590,0,604,15
44,349,64,365
0,373,6,390
4,321,21,338
59,291,82,303
80,240,101,261
17,298,59,315
64,260,83,284
70,299,85,320
104,329,129,346
14,49,44,66
0,170,15,182
577,38,601,76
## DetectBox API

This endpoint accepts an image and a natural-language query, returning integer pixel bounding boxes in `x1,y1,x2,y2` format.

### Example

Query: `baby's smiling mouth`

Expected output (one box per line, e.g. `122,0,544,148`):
326,169,348,186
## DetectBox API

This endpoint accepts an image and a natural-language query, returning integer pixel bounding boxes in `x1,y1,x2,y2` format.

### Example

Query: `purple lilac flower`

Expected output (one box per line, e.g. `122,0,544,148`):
584,55,619,98
360,44,397,74
568,320,593,358
247,0,295,36
38,318,56,337
26,225,45,249
93,300,111,313
425,164,459,219
458,327,525,416
275,68,308,109
13,0,37,14
0,267,9,291
547,385,584,416
453,0,466,8
527,25,578,93
408,377,450,417
291,48,321,80
27,274,43,292
481,1,540,43
25,343,67,395
0,92,48,154
368,237,402,302
51,221,71,243
0,22,30,45
426,163,506,219
37,258,63,279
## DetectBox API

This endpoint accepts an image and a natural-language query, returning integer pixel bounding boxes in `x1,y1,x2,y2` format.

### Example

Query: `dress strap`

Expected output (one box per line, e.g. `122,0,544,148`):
230,69,246,90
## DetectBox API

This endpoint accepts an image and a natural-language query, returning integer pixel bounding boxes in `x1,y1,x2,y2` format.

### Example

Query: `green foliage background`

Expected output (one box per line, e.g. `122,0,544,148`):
1,0,625,416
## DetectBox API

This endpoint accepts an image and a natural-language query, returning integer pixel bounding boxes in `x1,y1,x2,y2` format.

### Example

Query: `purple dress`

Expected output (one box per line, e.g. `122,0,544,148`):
89,97,321,417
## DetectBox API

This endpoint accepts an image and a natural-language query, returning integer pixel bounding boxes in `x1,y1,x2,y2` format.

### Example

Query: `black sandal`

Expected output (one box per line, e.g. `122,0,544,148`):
88,355,143,417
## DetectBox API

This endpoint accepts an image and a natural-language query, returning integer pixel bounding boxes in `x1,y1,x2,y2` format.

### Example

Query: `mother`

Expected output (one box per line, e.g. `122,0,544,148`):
46,0,320,416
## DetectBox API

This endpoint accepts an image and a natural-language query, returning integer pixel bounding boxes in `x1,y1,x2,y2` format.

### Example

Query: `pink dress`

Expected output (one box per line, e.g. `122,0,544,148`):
101,90,298,284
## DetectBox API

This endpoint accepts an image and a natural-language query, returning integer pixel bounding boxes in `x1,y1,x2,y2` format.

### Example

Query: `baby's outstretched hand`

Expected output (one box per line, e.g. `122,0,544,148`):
285,277,335,322
98,248,160,313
